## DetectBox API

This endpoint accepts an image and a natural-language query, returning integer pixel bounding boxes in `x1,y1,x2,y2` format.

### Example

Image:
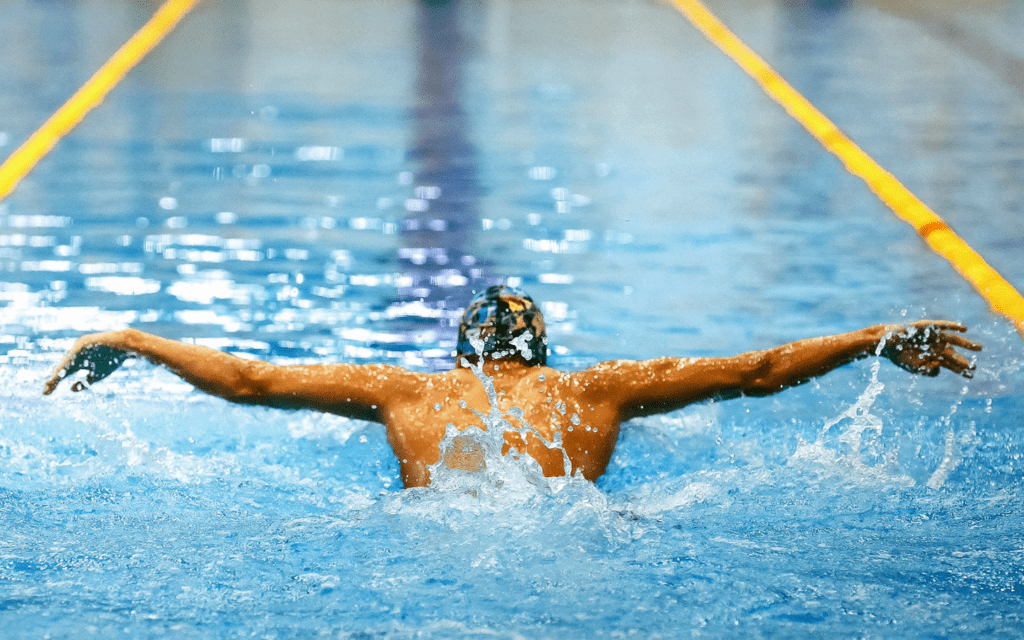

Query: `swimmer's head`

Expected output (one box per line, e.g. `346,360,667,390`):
456,285,547,366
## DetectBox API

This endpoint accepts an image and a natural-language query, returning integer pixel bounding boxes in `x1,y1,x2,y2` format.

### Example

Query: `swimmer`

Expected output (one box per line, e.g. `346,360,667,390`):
43,285,982,488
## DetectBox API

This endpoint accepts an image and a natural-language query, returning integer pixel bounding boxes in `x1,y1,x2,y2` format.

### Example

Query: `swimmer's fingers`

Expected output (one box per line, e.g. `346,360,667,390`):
942,332,982,353
907,319,967,333
888,321,980,350
938,347,976,378
42,374,63,395
43,343,88,395
932,325,982,378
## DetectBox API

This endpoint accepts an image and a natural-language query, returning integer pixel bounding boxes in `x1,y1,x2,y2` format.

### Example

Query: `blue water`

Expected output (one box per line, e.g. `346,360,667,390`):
2,0,1024,637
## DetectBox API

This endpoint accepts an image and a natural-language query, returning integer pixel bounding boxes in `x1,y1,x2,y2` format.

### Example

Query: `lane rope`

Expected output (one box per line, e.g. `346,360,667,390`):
0,0,201,203
667,0,1024,334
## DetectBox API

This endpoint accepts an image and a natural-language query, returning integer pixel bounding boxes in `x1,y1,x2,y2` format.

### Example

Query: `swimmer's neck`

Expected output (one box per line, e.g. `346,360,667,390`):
456,354,545,373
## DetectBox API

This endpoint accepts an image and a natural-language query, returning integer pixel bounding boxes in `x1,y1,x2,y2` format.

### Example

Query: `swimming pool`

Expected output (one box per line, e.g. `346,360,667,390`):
2,0,1023,637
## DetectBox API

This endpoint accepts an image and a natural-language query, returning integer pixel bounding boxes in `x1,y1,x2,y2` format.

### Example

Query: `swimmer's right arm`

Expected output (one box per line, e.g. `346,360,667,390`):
43,328,413,421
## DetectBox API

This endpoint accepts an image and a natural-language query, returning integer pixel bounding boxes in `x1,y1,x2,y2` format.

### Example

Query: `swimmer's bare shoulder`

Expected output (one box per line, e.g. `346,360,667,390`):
376,367,483,487
381,363,594,485
381,362,638,485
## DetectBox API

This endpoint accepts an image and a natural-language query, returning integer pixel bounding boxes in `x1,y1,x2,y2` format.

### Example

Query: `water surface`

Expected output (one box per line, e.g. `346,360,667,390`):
1,0,1023,637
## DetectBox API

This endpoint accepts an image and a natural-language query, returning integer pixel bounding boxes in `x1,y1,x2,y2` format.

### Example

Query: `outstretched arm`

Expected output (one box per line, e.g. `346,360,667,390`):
581,321,981,420
43,328,413,421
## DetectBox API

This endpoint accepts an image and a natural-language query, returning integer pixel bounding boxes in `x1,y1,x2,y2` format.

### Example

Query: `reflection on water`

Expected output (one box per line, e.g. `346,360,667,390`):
0,0,609,368
3,0,1022,370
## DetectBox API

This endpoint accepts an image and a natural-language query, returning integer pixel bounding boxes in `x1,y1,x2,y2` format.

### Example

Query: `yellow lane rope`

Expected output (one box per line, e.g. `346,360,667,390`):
667,0,1024,334
0,0,201,203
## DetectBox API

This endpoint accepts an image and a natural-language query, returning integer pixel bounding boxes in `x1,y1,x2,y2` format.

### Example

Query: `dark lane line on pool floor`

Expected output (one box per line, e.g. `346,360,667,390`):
865,0,1024,98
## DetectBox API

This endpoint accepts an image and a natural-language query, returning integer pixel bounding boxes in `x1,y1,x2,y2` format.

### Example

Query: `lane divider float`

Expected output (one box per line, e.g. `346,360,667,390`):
0,0,201,203
667,0,1024,335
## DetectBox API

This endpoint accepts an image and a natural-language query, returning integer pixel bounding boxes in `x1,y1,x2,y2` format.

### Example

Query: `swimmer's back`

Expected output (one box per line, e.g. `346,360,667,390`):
381,362,626,487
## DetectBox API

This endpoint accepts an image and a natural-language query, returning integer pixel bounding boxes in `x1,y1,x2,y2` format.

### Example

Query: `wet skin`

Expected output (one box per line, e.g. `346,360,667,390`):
44,321,981,488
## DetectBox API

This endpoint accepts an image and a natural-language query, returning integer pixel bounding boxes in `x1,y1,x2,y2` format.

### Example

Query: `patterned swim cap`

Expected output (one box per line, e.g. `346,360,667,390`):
456,285,547,366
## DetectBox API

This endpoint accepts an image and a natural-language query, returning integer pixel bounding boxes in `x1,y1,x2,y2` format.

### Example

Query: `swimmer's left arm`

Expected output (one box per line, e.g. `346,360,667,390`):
587,321,981,420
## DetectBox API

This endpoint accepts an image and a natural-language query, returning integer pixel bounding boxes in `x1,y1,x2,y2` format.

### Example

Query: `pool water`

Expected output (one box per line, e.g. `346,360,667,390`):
2,0,1024,637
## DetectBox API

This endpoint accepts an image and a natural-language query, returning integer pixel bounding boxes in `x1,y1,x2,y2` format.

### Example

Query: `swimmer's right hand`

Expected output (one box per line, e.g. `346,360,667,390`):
43,332,133,395
878,320,982,378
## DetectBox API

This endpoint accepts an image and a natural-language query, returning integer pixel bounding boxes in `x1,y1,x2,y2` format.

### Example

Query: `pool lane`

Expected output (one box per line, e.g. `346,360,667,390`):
670,0,1024,334
0,0,200,203
694,0,1024,328
2,0,1020,339
1,0,1021,364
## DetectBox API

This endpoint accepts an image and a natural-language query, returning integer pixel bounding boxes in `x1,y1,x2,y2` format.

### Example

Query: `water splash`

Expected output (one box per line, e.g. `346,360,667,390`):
791,359,888,473
925,385,976,490
823,358,886,466
427,329,574,495
788,356,982,491
926,428,959,489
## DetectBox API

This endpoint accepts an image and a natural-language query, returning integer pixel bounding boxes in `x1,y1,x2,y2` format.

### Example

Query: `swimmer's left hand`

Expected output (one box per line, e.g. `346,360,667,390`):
879,320,982,378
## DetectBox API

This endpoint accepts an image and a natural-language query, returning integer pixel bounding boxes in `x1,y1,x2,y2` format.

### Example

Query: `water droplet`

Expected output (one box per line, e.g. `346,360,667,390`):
570,414,580,425
460,400,467,409
434,403,441,411
538,374,546,382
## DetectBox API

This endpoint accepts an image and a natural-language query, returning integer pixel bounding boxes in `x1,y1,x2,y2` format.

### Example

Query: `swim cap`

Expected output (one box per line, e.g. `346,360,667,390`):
456,285,547,366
